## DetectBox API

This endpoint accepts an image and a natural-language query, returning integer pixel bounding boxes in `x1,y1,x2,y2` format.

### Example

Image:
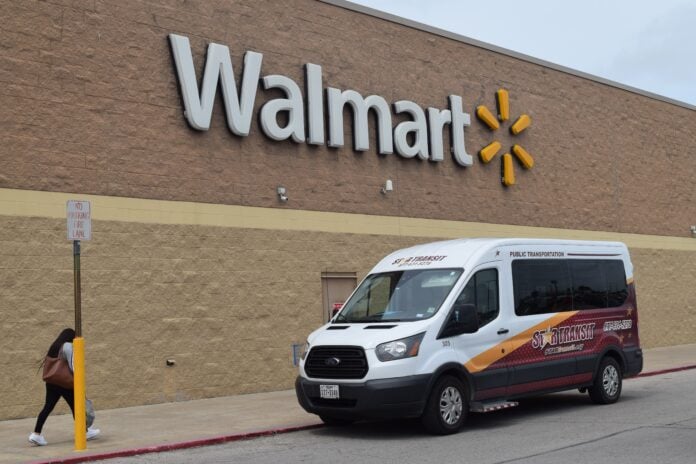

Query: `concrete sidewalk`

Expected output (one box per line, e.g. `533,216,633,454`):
2,344,695,464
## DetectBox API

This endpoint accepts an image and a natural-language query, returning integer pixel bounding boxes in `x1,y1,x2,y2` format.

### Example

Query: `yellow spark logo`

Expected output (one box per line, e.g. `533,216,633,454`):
476,89,534,186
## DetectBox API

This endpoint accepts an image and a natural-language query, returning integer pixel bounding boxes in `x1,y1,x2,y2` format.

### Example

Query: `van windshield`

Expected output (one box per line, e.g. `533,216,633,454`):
335,268,463,323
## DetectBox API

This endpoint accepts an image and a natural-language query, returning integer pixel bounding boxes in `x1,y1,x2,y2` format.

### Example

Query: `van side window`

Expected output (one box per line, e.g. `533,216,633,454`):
569,260,608,309
605,260,628,307
513,260,573,316
513,259,628,315
453,269,499,327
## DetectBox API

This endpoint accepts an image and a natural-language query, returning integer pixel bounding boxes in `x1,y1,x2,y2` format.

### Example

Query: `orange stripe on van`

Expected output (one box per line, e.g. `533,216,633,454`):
464,311,578,373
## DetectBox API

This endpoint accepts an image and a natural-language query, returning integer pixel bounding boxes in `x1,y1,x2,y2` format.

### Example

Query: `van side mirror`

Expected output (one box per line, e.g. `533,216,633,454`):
438,304,478,339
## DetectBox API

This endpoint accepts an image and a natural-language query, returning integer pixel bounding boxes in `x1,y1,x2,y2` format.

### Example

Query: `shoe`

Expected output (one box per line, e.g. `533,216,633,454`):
86,427,100,440
29,432,48,446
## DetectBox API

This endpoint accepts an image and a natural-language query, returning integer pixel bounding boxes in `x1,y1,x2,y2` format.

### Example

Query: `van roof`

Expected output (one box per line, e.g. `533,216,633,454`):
373,238,629,273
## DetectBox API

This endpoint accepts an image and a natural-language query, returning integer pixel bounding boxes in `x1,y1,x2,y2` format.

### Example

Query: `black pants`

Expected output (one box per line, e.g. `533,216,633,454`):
34,383,74,433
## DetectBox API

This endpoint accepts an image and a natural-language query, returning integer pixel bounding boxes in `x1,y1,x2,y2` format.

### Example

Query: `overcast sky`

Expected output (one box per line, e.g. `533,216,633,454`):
348,0,696,107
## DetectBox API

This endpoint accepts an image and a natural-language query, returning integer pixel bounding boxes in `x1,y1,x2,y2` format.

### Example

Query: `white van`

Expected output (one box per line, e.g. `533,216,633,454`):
295,238,643,434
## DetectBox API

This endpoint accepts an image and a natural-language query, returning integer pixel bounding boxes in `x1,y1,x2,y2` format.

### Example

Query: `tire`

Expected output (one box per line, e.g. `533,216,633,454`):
421,375,468,435
320,415,353,426
589,357,622,404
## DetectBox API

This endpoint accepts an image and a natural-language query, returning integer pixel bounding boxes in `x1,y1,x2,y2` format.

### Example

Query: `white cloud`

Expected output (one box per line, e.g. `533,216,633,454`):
599,4,696,103
347,0,696,105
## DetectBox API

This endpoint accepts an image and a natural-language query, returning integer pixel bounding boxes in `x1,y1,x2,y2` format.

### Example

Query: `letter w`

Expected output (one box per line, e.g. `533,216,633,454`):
169,34,262,135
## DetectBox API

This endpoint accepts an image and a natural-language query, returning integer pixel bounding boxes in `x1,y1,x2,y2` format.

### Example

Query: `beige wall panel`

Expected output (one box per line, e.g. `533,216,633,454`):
0,216,423,420
3,214,696,420
630,248,696,348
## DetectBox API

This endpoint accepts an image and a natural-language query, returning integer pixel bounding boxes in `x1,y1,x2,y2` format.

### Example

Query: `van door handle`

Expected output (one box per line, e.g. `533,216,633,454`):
497,328,509,335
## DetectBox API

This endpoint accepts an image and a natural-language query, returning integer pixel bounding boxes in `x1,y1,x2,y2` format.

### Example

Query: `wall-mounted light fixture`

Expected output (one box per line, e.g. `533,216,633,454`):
691,225,696,237
381,179,393,194
277,186,288,202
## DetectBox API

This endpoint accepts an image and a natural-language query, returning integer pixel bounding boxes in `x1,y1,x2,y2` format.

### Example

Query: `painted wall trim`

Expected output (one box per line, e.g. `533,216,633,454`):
1,188,695,251
318,0,696,112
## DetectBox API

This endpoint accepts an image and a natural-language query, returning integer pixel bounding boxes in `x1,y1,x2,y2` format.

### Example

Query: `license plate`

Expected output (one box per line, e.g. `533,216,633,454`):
319,384,340,399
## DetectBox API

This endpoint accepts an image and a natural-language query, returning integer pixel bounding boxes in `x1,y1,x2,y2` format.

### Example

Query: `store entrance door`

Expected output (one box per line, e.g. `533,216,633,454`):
321,272,357,322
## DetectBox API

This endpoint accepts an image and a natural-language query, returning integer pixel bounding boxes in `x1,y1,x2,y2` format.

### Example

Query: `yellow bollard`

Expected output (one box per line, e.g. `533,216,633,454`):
73,337,87,451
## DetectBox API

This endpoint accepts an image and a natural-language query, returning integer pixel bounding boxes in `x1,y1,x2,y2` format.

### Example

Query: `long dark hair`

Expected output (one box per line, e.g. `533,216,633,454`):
47,328,76,358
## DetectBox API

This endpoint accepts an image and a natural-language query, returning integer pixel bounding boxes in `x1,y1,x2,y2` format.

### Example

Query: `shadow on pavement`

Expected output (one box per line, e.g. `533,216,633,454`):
310,389,651,439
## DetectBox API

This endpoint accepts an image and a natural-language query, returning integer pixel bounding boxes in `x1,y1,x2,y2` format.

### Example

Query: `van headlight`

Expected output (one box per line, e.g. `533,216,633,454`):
376,333,425,362
300,341,310,360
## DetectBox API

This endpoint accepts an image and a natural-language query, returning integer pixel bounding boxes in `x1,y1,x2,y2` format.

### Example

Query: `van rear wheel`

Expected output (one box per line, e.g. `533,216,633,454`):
421,375,467,435
589,357,622,404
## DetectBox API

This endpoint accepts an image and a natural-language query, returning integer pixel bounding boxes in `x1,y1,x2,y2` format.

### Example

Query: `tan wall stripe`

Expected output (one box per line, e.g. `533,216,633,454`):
2,188,695,251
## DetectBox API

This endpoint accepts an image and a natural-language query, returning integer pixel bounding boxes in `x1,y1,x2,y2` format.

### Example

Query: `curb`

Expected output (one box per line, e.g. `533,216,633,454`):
28,423,323,464
634,364,696,378
28,365,696,464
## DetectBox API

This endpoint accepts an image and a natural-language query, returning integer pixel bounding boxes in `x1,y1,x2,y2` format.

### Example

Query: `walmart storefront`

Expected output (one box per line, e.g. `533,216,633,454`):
1,0,695,419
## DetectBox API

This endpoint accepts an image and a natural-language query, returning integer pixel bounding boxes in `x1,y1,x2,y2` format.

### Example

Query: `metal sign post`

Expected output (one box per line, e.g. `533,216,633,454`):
67,200,91,451
73,240,82,336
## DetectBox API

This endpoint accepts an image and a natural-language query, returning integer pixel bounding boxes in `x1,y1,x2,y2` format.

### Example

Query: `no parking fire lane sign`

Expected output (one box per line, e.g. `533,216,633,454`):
67,200,91,241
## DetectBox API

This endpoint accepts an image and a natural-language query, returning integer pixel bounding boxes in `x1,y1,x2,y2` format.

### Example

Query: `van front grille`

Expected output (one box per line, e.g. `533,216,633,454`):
305,346,368,379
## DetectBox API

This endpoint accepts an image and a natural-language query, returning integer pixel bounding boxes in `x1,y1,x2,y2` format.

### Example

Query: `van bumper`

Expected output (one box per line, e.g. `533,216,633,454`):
295,374,431,420
624,347,643,377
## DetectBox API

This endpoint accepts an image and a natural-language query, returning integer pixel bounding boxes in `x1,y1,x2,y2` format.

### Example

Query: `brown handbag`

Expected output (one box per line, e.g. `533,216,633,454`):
42,350,73,389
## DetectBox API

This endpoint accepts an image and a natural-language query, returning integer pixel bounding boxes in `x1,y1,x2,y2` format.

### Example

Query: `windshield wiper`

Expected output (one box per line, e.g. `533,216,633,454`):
334,313,403,323
356,314,402,322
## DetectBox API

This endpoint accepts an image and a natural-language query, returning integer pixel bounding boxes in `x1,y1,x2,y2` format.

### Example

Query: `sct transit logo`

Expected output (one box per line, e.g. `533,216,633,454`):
532,323,596,356
476,89,535,186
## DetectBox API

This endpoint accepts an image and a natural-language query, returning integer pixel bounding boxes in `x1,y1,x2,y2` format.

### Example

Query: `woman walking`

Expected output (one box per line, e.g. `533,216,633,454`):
29,328,100,446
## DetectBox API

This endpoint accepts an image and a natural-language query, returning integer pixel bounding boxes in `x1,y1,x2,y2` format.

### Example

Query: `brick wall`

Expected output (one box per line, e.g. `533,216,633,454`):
0,0,694,237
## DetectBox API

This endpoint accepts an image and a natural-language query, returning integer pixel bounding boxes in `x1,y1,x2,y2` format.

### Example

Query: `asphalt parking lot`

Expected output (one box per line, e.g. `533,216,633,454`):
101,369,696,464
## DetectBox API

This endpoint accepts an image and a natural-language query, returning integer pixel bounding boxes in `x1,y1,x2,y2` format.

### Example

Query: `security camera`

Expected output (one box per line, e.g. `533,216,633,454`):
277,186,288,202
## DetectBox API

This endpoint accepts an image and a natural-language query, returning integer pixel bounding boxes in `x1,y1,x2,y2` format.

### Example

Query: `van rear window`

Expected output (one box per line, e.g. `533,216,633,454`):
513,259,628,315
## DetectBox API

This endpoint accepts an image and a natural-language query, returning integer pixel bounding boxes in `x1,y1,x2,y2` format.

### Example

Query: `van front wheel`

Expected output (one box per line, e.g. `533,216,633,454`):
421,375,467,435
589,357,622,404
